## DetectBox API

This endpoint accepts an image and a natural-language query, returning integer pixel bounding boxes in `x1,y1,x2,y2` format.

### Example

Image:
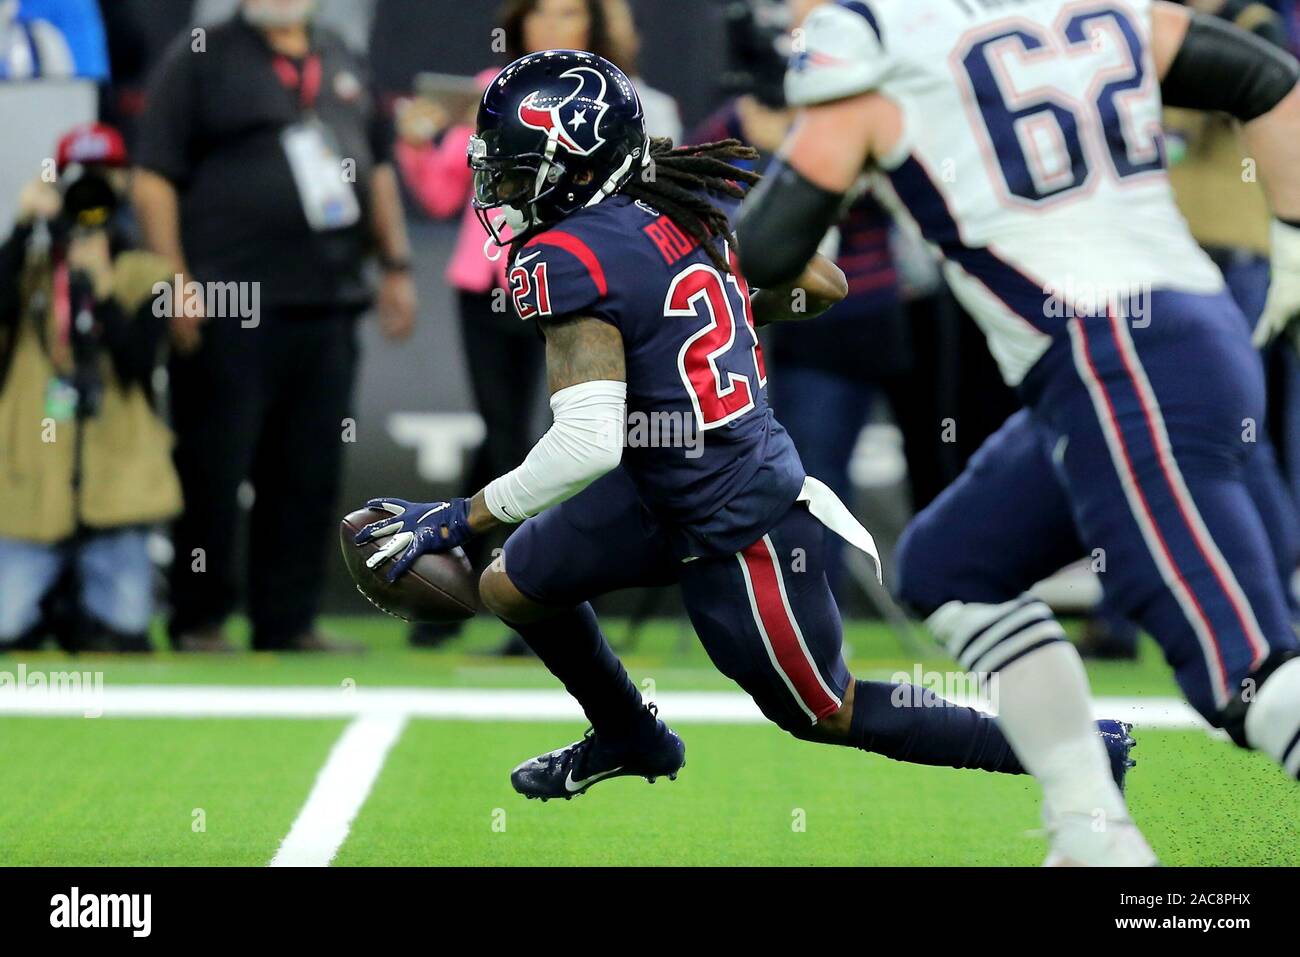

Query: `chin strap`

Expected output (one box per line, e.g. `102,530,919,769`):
585,136,650,209
482,215,509,262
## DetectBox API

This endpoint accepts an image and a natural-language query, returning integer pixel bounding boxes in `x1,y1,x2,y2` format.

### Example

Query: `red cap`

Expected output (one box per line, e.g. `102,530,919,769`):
55,122,129,172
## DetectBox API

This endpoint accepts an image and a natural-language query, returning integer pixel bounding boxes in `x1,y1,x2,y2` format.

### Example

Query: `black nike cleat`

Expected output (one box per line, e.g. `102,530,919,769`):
1097,719,1138,793
511,706,686,801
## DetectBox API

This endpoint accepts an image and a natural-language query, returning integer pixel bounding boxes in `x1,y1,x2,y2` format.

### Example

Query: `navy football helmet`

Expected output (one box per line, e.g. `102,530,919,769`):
469,50,648,249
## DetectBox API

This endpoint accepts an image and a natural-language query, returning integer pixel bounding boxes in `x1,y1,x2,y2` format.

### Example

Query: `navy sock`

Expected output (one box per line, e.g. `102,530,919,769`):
511,603,654,742
849,680,1025,774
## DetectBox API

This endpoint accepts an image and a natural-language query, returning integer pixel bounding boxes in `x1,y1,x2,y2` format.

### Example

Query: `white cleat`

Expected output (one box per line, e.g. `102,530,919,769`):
1043,811,1159,867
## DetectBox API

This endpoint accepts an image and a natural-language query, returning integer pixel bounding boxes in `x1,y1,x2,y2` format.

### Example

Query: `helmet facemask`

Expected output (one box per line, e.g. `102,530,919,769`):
469,131,573,256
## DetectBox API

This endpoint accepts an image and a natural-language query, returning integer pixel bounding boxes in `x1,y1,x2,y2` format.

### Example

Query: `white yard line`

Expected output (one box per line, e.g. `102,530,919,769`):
0,683,1210,729
0,684,1215,868
269,714,407,868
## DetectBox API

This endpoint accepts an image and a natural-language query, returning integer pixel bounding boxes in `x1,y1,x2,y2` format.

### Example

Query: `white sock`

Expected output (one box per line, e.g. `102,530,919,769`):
928,598,1129,822
1246,656,1300,778
995,642,1128,822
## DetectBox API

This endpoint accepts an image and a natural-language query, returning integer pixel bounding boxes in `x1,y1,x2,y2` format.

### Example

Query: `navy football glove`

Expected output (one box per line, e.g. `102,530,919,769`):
355,497,474,582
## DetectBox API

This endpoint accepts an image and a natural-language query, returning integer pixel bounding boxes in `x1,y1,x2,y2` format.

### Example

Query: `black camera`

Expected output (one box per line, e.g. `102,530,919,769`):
66,265,106,419
48,166,118,419
57,166,120,234
717,0,791,108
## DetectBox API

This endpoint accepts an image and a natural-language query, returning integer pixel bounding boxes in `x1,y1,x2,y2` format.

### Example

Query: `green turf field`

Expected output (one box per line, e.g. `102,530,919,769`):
0,618,1296,866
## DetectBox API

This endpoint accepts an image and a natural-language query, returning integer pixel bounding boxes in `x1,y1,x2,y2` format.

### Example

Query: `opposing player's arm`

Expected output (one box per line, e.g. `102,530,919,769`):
735,105,873,290
466,315,627,533
1151,0,1300,346
748,252,849,326
736,0,893,288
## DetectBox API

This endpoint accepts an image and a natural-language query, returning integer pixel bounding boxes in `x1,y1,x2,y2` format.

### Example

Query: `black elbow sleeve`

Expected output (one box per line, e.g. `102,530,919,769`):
1162,11,1300,121
735,161,845,289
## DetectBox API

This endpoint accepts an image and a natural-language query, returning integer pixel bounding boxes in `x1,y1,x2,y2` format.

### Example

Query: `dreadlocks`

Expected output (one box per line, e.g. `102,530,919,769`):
621,138,761,274
506,138,761,272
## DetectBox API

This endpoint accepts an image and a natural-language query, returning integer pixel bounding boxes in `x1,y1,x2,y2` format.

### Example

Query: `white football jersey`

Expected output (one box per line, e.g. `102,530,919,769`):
786,0,1224,385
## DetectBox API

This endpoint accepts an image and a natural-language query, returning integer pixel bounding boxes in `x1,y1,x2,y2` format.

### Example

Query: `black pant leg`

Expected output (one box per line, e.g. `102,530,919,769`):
880,293,954,511
458,291,545,476
167,316,267,643
953,300,1020,465
246,310,359,648
456,290,545,568
504,308,546,448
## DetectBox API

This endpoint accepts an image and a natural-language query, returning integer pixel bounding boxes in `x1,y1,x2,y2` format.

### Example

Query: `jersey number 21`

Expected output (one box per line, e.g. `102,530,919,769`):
668,254,767,431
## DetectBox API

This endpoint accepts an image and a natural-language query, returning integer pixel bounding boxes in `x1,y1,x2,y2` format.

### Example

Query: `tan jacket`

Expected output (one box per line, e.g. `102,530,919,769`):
1164,0,1282,257
1165,109,1272,256
0,246,183,543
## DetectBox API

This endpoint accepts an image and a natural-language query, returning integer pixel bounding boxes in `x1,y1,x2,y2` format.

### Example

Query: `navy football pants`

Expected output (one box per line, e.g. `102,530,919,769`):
503,468,851,730
897,292,1299,722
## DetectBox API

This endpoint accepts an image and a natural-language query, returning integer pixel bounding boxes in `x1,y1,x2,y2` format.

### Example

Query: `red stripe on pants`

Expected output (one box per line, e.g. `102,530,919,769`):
740,538,840,720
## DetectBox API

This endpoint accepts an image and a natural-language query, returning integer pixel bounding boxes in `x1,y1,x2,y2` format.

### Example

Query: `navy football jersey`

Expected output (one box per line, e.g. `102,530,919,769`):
509,193,805,559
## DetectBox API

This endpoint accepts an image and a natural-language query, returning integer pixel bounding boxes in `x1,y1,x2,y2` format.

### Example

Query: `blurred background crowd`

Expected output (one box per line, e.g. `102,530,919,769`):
2,0,1300,658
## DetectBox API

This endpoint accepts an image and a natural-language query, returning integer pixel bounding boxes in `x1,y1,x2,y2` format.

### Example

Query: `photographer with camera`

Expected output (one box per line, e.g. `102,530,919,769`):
0,122,181,653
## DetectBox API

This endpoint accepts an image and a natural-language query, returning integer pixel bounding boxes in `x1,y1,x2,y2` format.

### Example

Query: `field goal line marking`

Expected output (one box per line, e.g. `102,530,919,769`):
270,713,407,868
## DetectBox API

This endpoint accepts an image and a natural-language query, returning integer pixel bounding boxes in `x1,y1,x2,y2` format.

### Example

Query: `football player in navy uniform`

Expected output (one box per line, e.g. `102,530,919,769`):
357,51,1135,815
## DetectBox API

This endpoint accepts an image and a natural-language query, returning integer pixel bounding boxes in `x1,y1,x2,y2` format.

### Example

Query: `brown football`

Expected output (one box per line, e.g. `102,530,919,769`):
339,507,479,623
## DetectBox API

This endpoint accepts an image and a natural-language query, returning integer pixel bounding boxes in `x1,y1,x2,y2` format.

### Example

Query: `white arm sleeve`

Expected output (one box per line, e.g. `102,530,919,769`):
483,379,627,524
